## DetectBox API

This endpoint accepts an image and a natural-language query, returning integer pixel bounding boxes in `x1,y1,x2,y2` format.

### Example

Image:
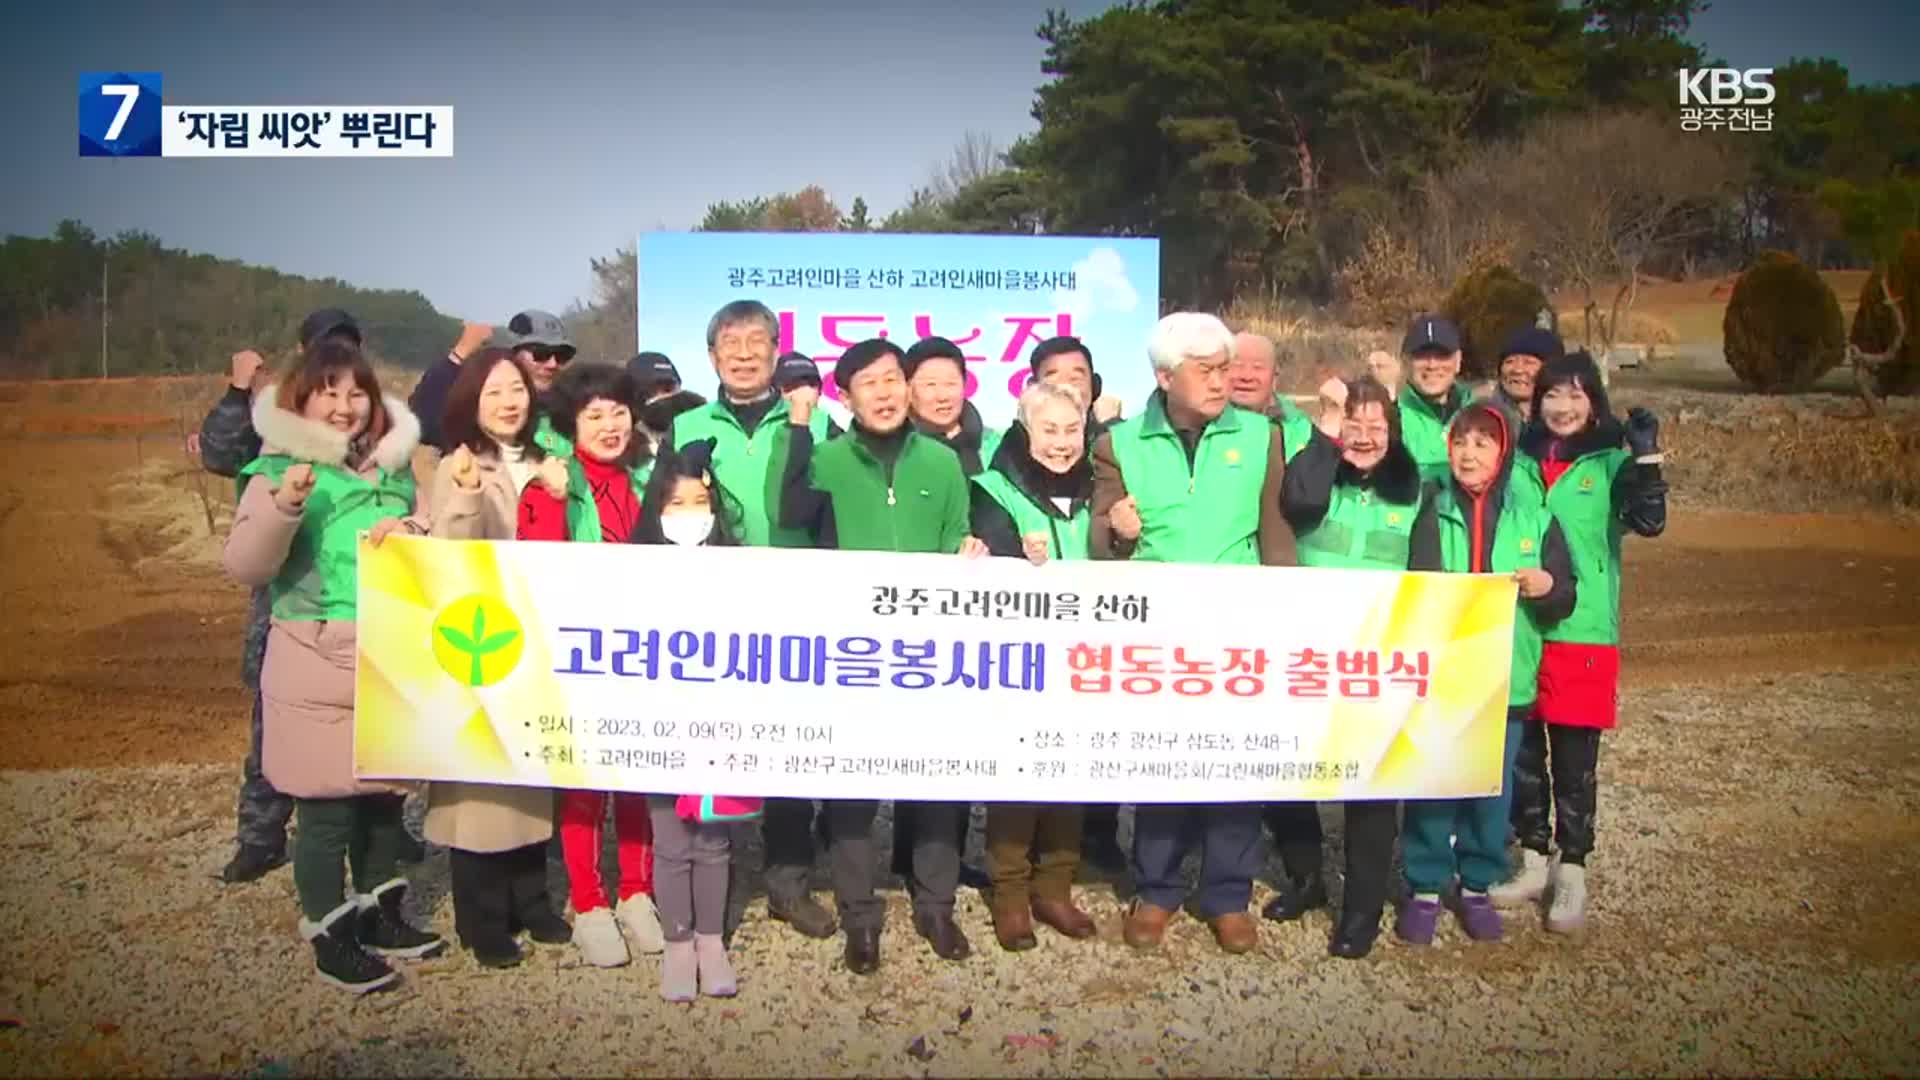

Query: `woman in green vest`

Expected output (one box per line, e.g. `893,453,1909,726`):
512,362,667,971
968,380,1099,953
223,339,445,994
1492,351,1666,935
1400,402,1576,946
1271,375,1423,960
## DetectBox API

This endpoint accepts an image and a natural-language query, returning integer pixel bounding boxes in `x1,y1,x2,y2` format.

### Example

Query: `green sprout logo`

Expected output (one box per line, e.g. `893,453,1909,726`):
430,594,526,687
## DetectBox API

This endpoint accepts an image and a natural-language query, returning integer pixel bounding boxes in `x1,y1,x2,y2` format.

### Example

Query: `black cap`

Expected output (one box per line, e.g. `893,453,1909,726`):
833,338,906,391
626,351,679,391
903,336,966,379
774,351,822,390
1402,314,1461,355
1500,327,1564,365
299,308,361,348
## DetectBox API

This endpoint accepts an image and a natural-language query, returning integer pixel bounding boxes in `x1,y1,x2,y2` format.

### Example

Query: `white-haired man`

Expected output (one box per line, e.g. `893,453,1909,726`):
1089,312,1295,955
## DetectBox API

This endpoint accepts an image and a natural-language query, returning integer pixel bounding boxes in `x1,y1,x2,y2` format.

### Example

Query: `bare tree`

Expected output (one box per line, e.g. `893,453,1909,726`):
924,131,1005,204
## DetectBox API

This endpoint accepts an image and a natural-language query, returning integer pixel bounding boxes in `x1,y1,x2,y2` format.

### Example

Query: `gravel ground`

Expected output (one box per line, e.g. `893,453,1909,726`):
3,672,1917,1077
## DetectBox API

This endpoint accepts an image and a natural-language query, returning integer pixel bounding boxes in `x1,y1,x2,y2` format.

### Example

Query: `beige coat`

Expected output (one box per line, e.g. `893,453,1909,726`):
421,447,556,852
223,387,423,800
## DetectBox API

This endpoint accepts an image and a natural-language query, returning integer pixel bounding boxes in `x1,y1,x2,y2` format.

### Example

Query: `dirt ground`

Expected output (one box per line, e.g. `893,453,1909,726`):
2,415,1918,1076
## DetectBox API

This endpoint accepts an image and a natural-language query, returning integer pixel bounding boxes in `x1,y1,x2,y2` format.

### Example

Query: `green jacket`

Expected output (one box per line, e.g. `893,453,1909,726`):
672,396,832,547
782,427,969,553
1528,447,1631,645
533,413,572,459
238,454,416,621
1399,383,1473,484
1282,429,1424,571
1270,395,1315,463
969,428,1092,562
1105,392,1271,566
562,456,649,544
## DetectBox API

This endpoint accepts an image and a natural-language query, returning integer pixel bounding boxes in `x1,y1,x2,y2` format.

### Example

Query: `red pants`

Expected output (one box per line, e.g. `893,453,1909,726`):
557,790,654,914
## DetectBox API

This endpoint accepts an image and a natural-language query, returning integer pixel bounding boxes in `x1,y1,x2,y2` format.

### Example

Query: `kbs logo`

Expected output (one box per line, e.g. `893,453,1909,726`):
1677,68,1775,133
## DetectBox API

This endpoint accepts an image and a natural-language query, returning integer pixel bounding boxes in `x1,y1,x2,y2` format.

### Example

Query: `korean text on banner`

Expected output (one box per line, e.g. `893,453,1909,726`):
634,232,1160,431
355,537,1514,803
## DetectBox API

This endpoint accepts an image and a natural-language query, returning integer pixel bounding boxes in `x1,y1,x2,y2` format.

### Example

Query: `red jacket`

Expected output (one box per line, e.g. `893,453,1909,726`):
515,454,643,543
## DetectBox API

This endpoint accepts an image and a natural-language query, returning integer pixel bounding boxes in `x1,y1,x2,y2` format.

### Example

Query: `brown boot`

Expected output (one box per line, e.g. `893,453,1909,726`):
1209,911,1260,954
991,895,1038,952
1031,895,1096,939
1122,900,1174,950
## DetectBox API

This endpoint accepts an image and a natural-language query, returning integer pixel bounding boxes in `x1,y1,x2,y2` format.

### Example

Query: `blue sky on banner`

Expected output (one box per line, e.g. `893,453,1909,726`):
637,233,1161,431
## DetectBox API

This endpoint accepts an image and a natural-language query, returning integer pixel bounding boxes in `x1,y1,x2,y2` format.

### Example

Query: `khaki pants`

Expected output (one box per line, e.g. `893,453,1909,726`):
984,804,1084,904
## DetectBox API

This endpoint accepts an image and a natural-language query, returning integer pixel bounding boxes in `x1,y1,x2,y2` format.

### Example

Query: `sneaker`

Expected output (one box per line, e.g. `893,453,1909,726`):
1490,849,1551,909
616,894,667,955
573,907,630,968
1449,890,1504,941
1545,863,1587,935
660,940,697,1003
694,933,737,997
356,879,447,960
221,841,287,884
303,900,398,994
1395,895,1441,945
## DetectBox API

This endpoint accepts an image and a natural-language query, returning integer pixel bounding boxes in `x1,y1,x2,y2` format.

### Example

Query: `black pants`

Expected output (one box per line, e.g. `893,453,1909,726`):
1511,720,1602,865
449,842,555,952
235,692,294,850
759,797,821,902
1266,801,1399,918
1082,802,1120,844
890,802,970,877
831,800,961,933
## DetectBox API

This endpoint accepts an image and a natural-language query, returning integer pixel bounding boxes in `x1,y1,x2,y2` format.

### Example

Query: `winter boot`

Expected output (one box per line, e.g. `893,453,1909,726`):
355,879,447,960
1545,862,1587,936
221,841,287,885
660,940,697,1002
695,932,737,997
302,900,398,994
1490,848,1551,909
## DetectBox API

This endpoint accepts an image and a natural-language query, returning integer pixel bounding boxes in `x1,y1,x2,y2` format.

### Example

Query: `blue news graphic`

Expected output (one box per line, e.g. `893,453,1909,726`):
78,72,163,157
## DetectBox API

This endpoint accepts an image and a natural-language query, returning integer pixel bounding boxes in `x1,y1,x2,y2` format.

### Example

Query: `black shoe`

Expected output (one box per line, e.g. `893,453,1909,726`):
307,904,398,994
396,832,428,865
468,936,523,969
844,928,881,975
1329,907,1382,960
516,907,572,946
957,862,992,891
356,880,447,960
221,841,287,884
913,911,972,962
1261,874,1330,922
768,892,838,939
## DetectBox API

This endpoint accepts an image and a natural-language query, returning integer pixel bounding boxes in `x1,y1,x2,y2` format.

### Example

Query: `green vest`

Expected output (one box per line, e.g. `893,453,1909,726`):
1295,481,1422,571
1107,395,1271,566
238,454,416,621
972,469,1090,562
808,431,968,554
1271,396,1315,463
976,425,1005,476
1433,485,1550,707
563,456,648,544
672,397,831,548
1400,384,1472,484
1537,447,1630,646
532,413,572,459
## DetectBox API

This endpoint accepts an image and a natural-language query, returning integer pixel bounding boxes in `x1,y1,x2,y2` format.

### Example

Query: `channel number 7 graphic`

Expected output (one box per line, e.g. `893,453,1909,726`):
79,72,162,157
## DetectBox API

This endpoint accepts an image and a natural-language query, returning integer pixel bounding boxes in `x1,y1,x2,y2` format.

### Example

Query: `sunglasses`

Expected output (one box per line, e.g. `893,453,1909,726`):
523,347,574,366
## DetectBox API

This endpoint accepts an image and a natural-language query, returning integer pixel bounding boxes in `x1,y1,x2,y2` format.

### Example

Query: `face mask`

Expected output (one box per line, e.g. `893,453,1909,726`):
659,511,714,547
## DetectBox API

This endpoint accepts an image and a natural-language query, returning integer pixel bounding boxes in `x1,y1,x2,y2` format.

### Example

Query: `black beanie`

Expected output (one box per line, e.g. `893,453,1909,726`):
833,338,906,391
1501,327,1565,365
903,336,966,380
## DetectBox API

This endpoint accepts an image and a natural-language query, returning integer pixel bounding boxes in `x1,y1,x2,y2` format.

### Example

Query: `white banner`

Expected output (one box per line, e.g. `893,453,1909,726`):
161,106,453,157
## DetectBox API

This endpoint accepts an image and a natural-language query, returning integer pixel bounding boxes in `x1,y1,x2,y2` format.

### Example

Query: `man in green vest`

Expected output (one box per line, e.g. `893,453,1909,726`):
667,300,840,944
1089,312,1294,956
778,337,988,976
1231,330,1316,465
1397,314,1472,483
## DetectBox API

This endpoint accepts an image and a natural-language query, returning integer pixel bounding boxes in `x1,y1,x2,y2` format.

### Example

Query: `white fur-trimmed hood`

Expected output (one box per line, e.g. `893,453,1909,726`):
252,381,420,472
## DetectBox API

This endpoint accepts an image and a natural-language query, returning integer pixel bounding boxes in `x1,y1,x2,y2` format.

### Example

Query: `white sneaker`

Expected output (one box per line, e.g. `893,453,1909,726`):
1490,849,1552,909
1545,862,1587,935
572,907,630,967
616,894,666,955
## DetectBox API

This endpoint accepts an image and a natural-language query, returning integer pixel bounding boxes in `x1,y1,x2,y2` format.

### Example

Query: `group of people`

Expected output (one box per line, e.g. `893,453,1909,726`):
200,296,1667,999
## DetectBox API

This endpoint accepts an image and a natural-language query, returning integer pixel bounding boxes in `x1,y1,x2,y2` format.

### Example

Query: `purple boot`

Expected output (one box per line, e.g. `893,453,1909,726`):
1395,896,1440,945
1449,891,1504,941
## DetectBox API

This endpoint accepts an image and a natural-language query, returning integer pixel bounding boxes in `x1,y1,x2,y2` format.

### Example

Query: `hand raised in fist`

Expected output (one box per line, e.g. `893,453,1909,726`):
1625,407,1661,458
535,456,569,500
231,349,266,392
274,463,316,513
453,322,494,362
1316,376,1348,436
1513,567,1554,600
1109,495,1143,542
784,384,819,426
1092,394,1123,424
1021,532,1051,566
445,444,481,490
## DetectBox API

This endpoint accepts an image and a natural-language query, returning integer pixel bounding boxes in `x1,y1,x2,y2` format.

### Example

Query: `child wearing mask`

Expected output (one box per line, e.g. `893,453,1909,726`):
628,438,757,999
1493,351,1666,934
1401,403,1576,944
